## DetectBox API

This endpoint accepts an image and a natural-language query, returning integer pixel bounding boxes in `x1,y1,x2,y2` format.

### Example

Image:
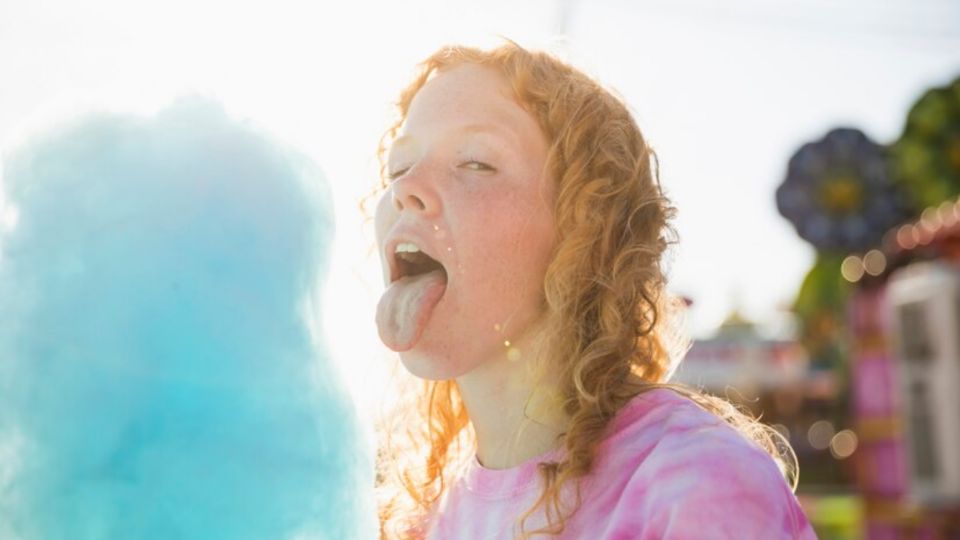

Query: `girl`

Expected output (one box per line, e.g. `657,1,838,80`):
371,42,817,539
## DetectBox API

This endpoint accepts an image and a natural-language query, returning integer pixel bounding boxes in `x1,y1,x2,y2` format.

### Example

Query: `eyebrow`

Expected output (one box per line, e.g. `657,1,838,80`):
457,123,519,144
466,123,527,151
390,122,521,154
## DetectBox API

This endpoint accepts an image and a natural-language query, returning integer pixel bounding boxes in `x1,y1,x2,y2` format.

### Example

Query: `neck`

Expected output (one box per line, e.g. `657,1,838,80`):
455,331,568,470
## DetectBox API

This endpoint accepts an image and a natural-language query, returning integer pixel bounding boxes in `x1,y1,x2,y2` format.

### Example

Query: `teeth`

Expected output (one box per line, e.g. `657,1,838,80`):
395,242,421,254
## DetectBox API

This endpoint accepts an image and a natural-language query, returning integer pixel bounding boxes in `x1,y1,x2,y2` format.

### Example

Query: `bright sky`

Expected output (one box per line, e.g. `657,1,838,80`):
2,0,959,419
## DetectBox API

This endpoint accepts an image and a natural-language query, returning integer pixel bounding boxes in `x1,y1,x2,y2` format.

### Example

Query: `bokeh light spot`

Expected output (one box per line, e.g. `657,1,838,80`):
938,201,958,227
841,255,864,282
921,207,941,232
897,225,918,249
829,429,858,459
807,419,835,450
862,249,886,276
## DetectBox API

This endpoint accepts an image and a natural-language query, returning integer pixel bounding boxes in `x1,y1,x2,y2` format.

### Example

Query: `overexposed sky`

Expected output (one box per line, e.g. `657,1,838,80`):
2,0,959,418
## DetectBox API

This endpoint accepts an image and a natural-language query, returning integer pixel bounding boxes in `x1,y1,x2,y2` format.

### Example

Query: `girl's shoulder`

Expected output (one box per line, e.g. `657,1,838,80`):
602,386,741,449
591,387,817,539
600,386,788,491
601,386,773,452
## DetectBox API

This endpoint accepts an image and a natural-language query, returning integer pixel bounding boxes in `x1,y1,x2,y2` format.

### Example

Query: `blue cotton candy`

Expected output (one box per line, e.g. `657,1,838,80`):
0,97,375,540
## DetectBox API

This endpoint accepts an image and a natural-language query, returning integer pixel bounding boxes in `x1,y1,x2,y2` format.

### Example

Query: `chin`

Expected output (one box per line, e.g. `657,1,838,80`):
397,334,490,381
398,349,461,381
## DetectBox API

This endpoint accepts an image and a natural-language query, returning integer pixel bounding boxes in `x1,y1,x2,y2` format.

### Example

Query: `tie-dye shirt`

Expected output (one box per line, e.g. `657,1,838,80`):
426,388,817,539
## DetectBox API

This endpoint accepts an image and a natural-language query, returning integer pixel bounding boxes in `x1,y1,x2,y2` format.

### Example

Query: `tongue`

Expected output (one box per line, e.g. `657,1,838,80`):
376,269,447,351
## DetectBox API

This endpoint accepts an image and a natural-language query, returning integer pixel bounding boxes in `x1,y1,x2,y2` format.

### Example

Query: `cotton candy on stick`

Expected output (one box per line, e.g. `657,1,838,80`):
0,98,375,540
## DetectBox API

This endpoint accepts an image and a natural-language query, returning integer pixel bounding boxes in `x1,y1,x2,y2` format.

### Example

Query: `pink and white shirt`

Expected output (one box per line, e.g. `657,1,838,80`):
426,388,818,539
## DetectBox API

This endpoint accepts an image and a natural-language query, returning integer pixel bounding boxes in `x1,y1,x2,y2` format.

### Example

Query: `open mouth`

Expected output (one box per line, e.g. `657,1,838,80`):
394,250,448,283
377,243,450,351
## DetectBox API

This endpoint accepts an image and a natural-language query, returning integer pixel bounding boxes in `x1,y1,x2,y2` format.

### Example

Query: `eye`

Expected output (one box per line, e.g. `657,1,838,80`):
460,160,496,173
387,166,410,181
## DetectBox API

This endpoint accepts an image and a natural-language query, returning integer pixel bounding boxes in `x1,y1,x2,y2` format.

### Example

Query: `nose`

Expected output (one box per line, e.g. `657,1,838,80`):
390,165,440,216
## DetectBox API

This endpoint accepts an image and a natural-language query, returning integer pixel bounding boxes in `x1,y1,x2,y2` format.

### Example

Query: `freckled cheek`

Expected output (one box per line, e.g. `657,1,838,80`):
470,230,545,292
447,224,507,287
447,188,550,275
506,194,555,252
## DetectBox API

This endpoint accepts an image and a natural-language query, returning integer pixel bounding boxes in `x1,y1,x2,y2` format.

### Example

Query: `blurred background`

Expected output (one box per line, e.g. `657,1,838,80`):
2,0,959,538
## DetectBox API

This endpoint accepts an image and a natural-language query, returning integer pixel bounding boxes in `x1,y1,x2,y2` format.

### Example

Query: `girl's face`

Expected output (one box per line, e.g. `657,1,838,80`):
374,63,556,380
